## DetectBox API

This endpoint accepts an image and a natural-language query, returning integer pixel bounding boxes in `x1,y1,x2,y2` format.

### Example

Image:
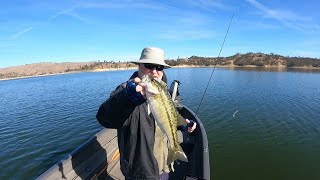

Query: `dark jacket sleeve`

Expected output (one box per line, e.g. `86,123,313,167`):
96,83,136,129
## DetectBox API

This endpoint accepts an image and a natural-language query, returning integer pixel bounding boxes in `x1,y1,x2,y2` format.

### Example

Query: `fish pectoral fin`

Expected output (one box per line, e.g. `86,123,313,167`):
167,146,188,165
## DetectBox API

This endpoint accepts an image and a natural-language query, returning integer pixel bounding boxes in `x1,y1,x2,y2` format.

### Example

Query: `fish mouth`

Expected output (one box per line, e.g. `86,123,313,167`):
153,76,160,81
148,74,160,81
142,73,159,82
148,73,157,79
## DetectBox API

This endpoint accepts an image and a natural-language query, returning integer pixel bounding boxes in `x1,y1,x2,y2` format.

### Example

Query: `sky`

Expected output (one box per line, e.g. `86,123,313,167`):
0,0,319,68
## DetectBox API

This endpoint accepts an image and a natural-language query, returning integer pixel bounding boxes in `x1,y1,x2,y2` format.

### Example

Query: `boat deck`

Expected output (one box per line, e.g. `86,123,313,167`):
95,130,193,180
37,106,209,180
95,156,124,180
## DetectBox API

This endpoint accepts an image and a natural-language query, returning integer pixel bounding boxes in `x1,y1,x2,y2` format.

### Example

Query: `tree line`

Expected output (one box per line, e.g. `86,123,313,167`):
1,53,319,79
165,53,320,67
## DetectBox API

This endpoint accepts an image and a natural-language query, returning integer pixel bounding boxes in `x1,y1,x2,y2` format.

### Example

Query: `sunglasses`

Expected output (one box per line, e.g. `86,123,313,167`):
143,63,164,71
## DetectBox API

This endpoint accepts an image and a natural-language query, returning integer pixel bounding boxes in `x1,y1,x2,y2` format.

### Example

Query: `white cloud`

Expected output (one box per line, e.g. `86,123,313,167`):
10,27,33,40
49,8,91,24
245,0,314,32
49,8,74,20
48,1,167,24
143,9,217,41
73,1,166,10
184,0,230,11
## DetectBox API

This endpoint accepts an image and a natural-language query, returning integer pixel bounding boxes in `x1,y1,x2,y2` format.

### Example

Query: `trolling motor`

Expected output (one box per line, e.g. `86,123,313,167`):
169,80,180,101
169,80,194,130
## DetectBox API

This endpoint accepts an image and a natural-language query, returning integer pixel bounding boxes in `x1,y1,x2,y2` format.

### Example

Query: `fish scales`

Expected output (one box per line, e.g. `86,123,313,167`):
151,86,178,149
141,74,187,165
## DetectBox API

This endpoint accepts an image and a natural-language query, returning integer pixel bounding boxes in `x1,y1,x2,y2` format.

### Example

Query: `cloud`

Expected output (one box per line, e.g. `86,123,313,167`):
10,27,33,40
49,8,74,20
48,1,166,24
49,8,91,24
245,0,314,32
73,1,165,10
134,7,217,41
184,0,230,11
246,0,303,20
238,19,280,30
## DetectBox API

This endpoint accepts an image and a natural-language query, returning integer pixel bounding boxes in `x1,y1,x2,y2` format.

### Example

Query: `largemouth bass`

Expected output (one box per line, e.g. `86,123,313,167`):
141,74,188,165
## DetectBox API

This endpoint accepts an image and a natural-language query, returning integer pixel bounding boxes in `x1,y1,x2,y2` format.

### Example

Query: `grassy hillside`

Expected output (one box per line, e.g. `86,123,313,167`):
165,53,320,67
1,53,319,80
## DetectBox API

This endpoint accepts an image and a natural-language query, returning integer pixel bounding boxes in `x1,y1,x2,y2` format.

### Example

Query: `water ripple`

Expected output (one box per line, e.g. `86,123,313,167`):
1,69,320,179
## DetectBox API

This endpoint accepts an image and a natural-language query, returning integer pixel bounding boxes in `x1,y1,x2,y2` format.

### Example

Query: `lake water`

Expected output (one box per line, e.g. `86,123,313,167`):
1,68,320,179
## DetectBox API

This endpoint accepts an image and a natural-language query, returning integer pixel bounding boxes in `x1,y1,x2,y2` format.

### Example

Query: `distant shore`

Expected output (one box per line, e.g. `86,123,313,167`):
92,67,137,72
0,67,138,81
0,71,82,81
2,52,319,81
1,65,320,81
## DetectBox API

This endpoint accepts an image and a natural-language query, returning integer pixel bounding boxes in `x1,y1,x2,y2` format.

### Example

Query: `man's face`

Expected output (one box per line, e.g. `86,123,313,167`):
138,63,164,81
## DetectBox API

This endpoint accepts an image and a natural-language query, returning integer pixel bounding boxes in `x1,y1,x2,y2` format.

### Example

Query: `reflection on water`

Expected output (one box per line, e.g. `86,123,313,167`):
229,66,320,73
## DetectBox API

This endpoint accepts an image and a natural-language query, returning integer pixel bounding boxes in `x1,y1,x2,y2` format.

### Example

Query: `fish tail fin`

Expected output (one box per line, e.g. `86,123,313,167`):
167,145,188,165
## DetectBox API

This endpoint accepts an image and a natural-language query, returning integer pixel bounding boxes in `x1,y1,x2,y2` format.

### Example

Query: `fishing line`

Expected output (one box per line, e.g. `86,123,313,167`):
195,14,234,116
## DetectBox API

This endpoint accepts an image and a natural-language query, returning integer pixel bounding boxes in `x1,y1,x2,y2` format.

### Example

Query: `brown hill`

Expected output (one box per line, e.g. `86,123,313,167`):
1,52,319,80
0,62,94,79
166,52,320,68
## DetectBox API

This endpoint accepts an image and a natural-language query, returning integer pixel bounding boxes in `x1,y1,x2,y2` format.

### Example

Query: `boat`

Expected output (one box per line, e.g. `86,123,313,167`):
37,81,210,180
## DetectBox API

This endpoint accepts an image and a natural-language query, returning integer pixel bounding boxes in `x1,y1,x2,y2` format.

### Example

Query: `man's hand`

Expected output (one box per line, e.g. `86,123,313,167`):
186,119,197,133
125,78,145,105
133,77,146,98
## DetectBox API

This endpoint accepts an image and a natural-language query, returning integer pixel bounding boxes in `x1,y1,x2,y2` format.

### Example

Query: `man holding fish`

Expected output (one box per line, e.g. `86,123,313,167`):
96,47,197,180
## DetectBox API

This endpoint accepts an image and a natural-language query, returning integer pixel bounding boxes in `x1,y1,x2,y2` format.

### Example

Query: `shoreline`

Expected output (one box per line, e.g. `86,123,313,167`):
1,65,320,81
0,71,84,81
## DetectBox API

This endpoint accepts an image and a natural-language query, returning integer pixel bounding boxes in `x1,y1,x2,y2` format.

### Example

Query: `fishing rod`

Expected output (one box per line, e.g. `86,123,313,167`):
194,14,234,117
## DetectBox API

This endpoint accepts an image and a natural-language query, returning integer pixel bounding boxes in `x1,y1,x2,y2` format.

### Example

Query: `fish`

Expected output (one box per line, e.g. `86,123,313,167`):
141,74,188,165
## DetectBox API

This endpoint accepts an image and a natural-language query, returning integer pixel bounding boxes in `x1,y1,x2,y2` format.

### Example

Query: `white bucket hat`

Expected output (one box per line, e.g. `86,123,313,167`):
132,47,171,68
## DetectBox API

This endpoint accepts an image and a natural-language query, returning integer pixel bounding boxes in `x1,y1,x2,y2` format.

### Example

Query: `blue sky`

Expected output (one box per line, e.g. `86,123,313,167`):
0,0,319,68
